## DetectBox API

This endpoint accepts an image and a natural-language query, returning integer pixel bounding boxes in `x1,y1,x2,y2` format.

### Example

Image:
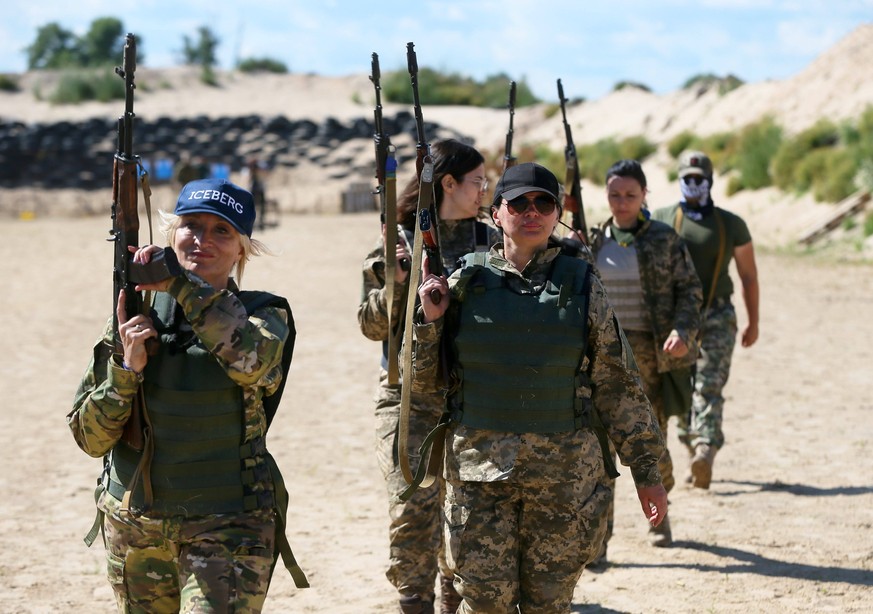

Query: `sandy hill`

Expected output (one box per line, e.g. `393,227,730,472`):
1,24,872,253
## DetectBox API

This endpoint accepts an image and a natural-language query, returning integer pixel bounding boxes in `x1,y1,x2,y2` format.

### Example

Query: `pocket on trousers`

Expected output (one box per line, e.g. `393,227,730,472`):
443,488,471,572
106,549,129,606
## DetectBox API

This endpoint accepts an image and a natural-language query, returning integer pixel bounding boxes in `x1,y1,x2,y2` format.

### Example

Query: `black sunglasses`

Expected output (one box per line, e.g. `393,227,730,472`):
504,195,558,215
682,175,706,185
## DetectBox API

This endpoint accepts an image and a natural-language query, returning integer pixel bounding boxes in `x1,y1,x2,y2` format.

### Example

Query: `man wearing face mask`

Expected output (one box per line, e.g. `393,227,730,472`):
652,150,759,490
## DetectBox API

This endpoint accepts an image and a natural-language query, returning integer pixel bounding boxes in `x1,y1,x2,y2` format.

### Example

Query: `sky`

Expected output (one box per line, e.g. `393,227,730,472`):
1,1,871,101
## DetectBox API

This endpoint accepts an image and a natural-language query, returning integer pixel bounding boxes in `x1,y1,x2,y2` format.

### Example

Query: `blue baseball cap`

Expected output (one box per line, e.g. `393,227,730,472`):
175,179,255,237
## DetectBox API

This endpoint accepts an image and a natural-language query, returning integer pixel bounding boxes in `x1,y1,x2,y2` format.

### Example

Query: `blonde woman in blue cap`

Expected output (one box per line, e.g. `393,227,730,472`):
69,178,306,613
411,163,667,613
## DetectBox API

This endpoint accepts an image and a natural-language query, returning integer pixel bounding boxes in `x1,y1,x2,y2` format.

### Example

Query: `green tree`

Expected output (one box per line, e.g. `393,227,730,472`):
26,22,79,69
80,17,126,66
182,26,220,84
182,27,219,67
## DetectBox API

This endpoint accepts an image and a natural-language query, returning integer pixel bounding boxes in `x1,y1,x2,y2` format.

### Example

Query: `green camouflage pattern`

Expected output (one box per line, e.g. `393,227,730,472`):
589,217,702,373
682,299,737,449
653,203,751,451
100,490,275,613
445,475,610,612
357,217,500,598
69,272,289,457
410,244,664,609
69,270,290,612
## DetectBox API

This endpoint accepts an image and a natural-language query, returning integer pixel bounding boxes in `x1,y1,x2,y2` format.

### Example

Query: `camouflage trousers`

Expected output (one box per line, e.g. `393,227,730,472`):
374,371,447,599
600,330,674,546
678,299,737,450
444,476,610,613
99,491,275,614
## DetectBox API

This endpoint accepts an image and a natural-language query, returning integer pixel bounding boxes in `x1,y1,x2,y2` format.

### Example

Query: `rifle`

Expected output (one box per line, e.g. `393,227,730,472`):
107,34,177,458
557,78,588,243
503,80,517,171
397,42,446,496
371,51,404,386
407,42,442,304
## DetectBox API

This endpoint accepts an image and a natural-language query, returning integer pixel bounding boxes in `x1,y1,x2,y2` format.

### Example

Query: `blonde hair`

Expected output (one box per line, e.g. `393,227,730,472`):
159,210,270,287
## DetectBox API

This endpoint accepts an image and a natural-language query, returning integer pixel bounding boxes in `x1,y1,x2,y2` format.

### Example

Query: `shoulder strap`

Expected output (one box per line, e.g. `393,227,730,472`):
473,220,491,249
238,291,295,429
674,207,726,317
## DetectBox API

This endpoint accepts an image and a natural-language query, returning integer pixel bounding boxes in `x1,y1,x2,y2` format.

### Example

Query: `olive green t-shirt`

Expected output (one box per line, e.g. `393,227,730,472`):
651,204,751,302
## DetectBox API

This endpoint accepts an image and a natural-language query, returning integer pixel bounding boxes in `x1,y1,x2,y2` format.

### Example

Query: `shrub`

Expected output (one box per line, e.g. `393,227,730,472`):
729,117,783,191
0,74,20,92
682,73,744,95
381,67,540,107
613,81,651,93
50,68,125,103
667,131,696,158
237,57,288,73
811,148,857,202
863,211,873,238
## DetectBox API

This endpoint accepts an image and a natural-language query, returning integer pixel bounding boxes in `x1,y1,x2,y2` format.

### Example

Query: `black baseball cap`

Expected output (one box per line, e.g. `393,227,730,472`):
492,162,560,206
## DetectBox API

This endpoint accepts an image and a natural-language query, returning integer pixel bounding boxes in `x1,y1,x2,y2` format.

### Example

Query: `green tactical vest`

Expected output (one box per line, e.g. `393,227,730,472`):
448,253,593,433
106,292,274,517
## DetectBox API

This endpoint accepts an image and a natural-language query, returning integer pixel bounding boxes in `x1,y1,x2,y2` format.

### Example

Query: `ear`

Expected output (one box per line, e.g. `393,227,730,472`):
441,174,455,193
491,205,501,226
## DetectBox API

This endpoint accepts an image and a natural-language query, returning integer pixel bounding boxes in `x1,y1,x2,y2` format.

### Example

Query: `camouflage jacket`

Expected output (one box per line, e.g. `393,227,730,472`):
69,272,289,458
589,217,703,372
357,218,501,346
411,244,664,488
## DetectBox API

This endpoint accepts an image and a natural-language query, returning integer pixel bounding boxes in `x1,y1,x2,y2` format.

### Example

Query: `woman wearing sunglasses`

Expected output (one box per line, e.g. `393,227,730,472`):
588,159,703,559
410,162,668,613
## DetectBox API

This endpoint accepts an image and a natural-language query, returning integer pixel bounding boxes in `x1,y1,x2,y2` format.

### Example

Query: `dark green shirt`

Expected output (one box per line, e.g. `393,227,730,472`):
652,204,751,302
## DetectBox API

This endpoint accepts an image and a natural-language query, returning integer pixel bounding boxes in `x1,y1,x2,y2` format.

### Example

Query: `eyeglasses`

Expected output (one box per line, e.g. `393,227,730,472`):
682,175,706,185
504,194,558,216
467,178,489,192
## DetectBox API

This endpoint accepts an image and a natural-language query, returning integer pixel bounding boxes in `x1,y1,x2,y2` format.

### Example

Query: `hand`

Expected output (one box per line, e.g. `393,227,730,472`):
130,245,174,292
419,253,448,323
637,483,668,527
662,331,689,357
117,289,157,374
394,242,410,284
741,322,759,347
381,224,411,284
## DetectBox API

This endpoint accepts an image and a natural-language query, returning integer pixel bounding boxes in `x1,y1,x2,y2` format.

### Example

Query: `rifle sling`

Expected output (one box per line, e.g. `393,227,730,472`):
120,165,159,517
384,152,402,386
674,206,726,321
398,160,436,487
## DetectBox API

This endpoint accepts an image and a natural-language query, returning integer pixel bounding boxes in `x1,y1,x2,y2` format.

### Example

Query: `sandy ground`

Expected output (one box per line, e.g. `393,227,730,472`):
0,209,871,613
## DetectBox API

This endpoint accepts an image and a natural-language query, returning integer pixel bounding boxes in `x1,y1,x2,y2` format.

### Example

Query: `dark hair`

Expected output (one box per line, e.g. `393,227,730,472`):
396,139,485,229
605,159,647,190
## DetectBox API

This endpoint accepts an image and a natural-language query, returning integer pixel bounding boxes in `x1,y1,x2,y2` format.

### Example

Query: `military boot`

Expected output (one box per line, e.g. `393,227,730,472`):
439,575,462,614
399,594,435,614
648,515,672,547
690,443,717,489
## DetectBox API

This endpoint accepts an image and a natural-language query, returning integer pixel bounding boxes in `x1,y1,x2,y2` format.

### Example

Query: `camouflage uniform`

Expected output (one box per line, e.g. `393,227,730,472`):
411,244,664,613
589,217,702,493
652,204,751,450
358,218,500,603
69,271,290,614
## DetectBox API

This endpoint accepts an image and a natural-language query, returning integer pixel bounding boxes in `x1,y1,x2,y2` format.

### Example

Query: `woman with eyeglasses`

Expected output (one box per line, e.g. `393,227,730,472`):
357,138,500,614
410,162,668,612
588,159,703,559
